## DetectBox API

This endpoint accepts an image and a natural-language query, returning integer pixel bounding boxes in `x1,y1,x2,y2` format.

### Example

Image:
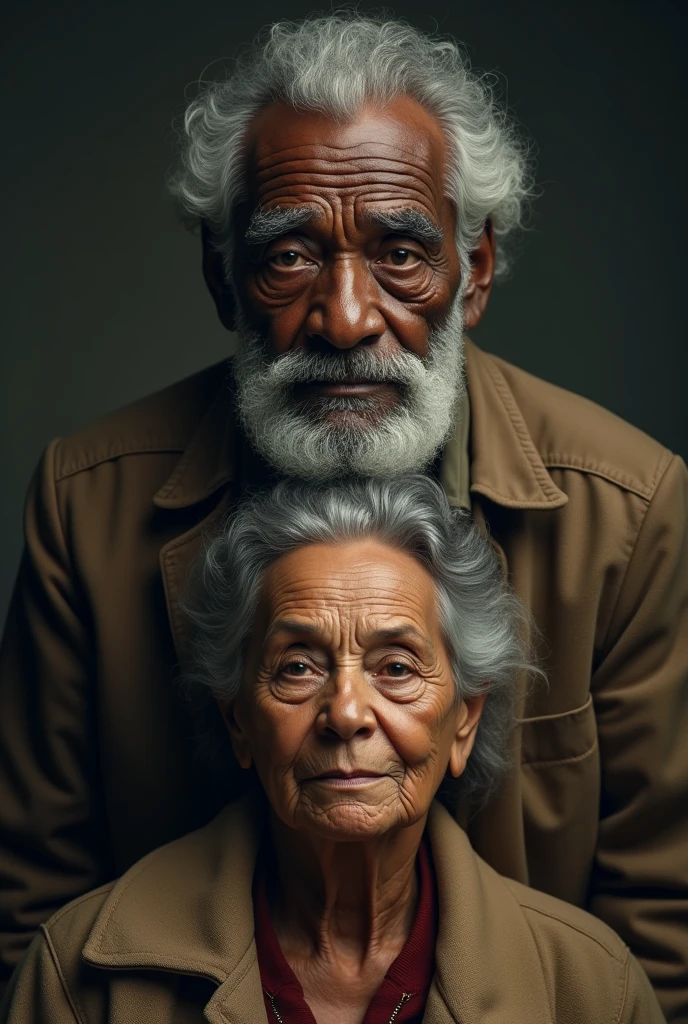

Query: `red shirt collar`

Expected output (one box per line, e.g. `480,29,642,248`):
253,838,438,1024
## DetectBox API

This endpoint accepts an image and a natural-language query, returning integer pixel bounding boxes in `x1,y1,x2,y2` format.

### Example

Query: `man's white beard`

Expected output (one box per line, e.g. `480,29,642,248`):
232,295,466,480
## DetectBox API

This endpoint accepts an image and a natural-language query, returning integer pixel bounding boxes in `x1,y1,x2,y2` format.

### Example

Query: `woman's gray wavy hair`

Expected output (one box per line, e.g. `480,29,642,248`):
169,13,533,278
183,475,539,806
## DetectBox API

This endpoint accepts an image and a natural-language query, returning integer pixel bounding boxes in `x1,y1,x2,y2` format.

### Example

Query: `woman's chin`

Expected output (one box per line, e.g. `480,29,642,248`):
295,794,404,841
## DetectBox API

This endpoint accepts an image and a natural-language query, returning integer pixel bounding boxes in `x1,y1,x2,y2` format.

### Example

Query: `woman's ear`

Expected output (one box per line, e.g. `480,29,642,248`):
448,690,488,779
216,697,252,770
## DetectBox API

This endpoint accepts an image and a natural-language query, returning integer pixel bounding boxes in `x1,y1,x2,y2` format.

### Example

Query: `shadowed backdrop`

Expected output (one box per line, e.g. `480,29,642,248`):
1,0,686,621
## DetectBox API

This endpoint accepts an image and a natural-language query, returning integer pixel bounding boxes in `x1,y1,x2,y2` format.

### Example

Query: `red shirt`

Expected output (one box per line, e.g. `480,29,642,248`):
253,840,438,1024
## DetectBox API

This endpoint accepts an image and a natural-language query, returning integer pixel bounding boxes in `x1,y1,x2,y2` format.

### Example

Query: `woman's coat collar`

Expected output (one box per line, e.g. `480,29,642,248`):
82,799,553,1024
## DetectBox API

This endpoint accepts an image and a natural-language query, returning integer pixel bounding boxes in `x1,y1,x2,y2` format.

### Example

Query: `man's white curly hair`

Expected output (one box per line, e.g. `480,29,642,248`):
169,13,533,277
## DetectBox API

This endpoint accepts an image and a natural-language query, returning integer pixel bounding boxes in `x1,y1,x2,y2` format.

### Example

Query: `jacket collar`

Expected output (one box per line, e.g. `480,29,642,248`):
152,375,238,509
82,799,553,1024
151,340,567,512
464,340,567,510
82,798,268,1024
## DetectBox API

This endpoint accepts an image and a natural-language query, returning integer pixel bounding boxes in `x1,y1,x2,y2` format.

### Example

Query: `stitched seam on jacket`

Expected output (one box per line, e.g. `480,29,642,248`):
542,459,657,500
518,904,627,964
40,924,86,1024
597,453,676,655
484,361,561,501
614,952,632,1024
217,948,261,1023
86,852,165,947
518,910,556,1022
55,441,186,481
83,851,241,978
518,694,592,725
46,886,115,927
521,738,598,770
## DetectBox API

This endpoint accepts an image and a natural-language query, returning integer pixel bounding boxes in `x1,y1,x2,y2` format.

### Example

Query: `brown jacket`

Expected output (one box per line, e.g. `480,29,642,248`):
1,341,687,1018
0,799,666,1023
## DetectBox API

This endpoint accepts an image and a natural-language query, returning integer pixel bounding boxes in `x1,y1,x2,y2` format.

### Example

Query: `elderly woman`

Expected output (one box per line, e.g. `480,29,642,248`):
1,477,663,1024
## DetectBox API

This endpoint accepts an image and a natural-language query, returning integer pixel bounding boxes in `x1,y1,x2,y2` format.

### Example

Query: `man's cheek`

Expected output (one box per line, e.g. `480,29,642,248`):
241,288,312,354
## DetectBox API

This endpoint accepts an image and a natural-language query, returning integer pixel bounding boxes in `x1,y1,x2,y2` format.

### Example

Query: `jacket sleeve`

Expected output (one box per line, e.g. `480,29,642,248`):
589,453,688,1022
0,441,109,994
0,929,80,1024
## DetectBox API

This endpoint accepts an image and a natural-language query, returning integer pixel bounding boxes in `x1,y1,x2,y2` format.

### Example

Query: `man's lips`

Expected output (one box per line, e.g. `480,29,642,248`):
295,380,399,399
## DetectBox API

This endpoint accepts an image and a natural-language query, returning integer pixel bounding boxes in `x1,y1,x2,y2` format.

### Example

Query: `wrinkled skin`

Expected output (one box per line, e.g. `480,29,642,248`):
223,539,483,838
218,539,485,1024
204,97,496,421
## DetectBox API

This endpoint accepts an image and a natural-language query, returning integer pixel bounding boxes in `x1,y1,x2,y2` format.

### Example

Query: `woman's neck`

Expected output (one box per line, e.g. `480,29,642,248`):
266,813,427,968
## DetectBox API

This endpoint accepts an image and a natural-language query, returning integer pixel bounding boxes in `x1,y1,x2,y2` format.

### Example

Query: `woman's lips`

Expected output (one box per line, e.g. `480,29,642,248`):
309,770,385,787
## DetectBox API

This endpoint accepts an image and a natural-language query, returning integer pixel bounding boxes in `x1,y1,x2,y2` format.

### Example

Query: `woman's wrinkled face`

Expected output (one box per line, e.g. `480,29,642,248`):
219,540,484,840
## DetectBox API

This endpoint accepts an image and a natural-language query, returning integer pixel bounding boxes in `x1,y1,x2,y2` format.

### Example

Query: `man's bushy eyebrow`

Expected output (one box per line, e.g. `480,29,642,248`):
244,206,320,245
365,208,444,246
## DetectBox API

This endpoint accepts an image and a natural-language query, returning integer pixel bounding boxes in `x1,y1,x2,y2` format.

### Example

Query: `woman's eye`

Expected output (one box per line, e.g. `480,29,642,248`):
282,660,310,676
269,250,307,268
382,661,412,678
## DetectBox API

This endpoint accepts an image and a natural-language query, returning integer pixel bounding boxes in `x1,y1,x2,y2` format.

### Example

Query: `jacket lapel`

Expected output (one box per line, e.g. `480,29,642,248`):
204,954,268,1024
82,801,267,1002
153,382,238,669
426,803,553,1024
158,495,232,672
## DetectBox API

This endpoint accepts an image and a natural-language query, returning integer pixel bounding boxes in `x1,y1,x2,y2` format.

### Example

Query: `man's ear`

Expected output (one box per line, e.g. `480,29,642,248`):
216,696,252,770
448,690,488,779
462,220,496,331
202,223,237,332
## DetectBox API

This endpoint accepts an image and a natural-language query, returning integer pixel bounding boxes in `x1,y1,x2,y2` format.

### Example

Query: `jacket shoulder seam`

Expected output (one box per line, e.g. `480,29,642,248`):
542,448,673,501
55,440,187,481
517,900,628,964
39,924,86,1024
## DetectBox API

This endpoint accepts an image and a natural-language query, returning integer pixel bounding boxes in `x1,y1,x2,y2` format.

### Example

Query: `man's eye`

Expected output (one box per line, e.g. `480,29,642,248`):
269,251,307,268
381,249,419,267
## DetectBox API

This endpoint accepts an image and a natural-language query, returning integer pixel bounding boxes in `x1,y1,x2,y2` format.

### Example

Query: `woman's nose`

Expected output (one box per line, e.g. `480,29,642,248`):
315,671,377,741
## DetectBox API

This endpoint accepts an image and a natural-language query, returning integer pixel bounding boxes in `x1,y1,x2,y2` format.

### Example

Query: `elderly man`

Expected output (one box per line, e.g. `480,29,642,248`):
0,13,686,1019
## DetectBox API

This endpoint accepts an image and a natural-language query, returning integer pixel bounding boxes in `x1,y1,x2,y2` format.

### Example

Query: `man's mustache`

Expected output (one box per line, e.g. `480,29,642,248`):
262,347,426,387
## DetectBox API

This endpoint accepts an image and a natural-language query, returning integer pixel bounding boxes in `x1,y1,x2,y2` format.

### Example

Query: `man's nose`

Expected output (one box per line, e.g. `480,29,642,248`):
305,257,385,350
315,670,377,741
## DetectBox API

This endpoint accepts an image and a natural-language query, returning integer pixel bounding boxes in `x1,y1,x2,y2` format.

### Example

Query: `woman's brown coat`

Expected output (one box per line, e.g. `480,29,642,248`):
0,341,687,1017
0,800,665,1023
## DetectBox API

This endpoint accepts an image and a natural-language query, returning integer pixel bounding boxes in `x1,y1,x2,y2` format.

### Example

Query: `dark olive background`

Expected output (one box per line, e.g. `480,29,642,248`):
1,0,686,621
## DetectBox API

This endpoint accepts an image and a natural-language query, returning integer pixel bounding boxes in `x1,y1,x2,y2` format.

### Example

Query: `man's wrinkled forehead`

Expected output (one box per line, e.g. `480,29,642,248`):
240,97,449,219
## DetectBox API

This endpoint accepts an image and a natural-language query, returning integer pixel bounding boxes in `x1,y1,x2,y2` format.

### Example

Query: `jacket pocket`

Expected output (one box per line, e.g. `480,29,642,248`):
518,695,600,906
519,694,598,766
